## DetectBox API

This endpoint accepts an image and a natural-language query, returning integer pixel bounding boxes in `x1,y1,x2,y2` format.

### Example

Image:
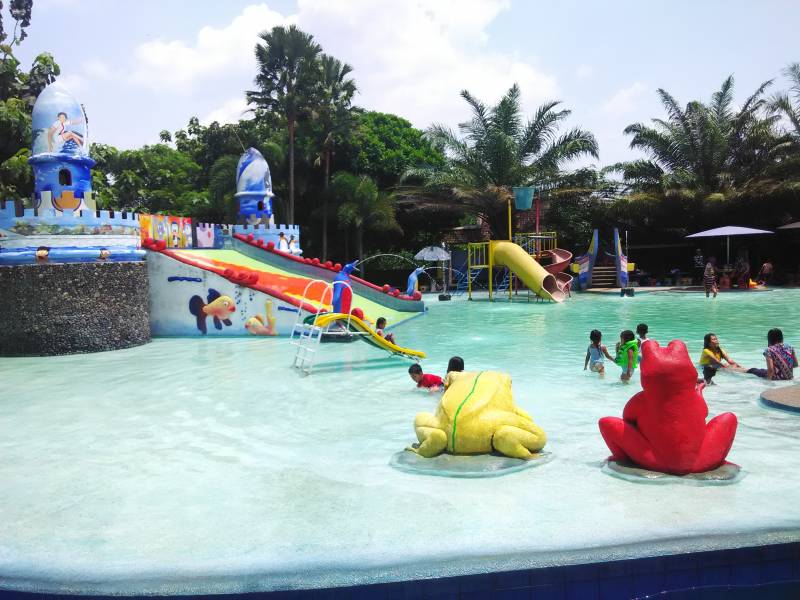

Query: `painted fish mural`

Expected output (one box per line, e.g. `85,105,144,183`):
189,288,235,334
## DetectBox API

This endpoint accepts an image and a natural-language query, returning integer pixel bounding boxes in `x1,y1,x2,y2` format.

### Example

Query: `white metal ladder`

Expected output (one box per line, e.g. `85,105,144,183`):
289,279,352,375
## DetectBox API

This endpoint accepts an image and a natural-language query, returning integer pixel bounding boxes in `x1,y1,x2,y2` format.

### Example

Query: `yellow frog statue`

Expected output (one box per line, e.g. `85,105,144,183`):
407,371,547,459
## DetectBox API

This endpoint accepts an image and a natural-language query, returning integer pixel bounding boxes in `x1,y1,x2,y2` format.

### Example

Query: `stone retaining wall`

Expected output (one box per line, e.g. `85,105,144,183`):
0,262,150,356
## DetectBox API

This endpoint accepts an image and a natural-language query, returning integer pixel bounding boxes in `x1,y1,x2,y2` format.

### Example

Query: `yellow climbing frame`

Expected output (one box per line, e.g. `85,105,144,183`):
467,231,559,302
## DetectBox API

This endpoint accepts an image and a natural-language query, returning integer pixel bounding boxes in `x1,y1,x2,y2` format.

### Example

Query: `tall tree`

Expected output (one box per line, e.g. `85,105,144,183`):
332,171,399,271
610,76,783,197
247,25,321,225
771,63,800,142
400,85,598,238
313,53,357,260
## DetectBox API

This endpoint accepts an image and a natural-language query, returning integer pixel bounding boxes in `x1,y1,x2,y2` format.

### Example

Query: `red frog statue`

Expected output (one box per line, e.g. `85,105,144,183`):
599,339,738,475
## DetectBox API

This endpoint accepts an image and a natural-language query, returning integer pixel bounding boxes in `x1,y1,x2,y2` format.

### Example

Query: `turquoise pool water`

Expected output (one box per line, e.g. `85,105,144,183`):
2,290,800,594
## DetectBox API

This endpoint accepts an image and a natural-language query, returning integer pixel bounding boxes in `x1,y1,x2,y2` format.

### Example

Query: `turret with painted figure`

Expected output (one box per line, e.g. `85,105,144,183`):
28,82,96,212
236,148,275,225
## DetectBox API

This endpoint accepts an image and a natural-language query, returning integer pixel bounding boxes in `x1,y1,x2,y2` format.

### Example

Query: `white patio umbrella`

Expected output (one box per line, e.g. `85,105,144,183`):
414,246,451,261
778,222,800,230
414,246,451,293
686,226,773,265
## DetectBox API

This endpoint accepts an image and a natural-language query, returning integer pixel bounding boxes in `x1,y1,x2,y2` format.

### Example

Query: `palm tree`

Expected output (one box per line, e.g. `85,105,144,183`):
771,63,800,141
610,76,783,197
247,25,321,224
400,84,598,238
332,171,399,273
313,54,357,260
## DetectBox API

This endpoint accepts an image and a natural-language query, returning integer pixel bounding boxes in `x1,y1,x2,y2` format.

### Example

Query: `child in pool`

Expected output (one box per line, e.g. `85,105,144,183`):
375,317,395,344
409,363,443,391
615,330,639,382
746,328,798,381
636,323,649,347
443,356,465,389
584,330,614,375
699,333,743,384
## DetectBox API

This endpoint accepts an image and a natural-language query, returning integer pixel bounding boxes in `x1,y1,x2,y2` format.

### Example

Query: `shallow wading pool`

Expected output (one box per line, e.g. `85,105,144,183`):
2,290,800,594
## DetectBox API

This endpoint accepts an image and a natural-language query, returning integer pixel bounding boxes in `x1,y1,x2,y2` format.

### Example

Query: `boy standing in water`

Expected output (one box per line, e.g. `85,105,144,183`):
616,330,639,382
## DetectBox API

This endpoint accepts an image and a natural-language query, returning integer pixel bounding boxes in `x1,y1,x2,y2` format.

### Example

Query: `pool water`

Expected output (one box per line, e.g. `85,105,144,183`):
2,290,800,594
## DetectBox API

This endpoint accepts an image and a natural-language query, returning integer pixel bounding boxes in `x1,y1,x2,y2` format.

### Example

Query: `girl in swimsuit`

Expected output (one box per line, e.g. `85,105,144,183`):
703,258,718,298
584,329,614,375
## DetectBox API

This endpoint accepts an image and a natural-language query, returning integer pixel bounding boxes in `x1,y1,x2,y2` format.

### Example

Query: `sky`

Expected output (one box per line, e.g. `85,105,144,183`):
15,0,800,168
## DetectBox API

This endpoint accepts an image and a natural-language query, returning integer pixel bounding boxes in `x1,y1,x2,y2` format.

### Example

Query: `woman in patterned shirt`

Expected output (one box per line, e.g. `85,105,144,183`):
747,328,798,380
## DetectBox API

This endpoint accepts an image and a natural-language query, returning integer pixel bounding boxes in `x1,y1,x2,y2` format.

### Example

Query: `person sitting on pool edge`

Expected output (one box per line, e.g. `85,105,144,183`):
746,328,798,381
375,317,395,344
616,330,639,382
409,363,443,392
443,356,465,389
699,333,744,385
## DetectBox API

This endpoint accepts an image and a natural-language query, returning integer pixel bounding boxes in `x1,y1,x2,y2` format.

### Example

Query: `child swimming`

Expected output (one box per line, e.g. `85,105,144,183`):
408,363,443,391
699,333,743,384
616,330,639,382
584,330,614,375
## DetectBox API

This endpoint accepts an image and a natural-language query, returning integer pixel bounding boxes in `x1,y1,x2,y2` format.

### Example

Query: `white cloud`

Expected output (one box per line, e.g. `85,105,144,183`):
294,0,557,130
602,82,647,114
576,64,593,80
118,1,556,130
202,97,252,125
129,4,290,89
56,73,88,95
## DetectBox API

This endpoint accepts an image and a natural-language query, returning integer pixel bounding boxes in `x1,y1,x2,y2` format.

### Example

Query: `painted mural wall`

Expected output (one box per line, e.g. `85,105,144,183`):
139,214,193,248
147,252,308,337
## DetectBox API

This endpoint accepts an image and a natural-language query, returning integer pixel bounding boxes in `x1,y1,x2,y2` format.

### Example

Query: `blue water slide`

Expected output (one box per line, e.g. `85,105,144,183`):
613,228,628,288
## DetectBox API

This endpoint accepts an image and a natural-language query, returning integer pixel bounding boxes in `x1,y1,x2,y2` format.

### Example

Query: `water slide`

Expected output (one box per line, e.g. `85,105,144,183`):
542,248,574,294
613,227,629,288
313,313,426,359
492,241,565,302
145,238,423,337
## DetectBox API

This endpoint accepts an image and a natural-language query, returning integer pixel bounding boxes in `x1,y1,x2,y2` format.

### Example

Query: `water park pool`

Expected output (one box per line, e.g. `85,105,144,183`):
2,290,800,595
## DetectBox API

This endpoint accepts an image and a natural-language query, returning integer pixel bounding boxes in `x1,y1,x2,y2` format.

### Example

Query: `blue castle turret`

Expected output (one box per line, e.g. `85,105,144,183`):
28,82,95,212
235,147,274,222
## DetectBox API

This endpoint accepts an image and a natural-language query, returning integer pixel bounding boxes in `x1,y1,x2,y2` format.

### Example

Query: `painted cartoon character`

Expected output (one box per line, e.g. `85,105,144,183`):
332,261,356,314
598,340,738,475
188,288,236,334
182,221,192,247
48,112,84,152
170,222,180,247
245,300,278,336
155,219,166,241
408,371,547,459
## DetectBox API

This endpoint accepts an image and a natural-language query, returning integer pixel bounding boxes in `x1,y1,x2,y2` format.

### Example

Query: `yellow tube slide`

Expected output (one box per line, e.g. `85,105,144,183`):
492,241,565,302
313,313,426,359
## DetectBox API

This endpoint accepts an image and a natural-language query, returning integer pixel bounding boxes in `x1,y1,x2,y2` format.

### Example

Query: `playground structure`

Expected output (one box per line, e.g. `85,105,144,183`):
289,279,425,374
0,82,425,355
574,227,635,290
465,232,573,302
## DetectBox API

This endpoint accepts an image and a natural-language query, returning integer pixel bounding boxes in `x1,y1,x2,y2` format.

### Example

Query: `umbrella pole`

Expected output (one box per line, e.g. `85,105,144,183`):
727,237,730,265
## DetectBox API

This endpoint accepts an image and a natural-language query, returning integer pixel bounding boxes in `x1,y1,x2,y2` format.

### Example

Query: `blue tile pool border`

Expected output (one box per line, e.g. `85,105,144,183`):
1,542,799,599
